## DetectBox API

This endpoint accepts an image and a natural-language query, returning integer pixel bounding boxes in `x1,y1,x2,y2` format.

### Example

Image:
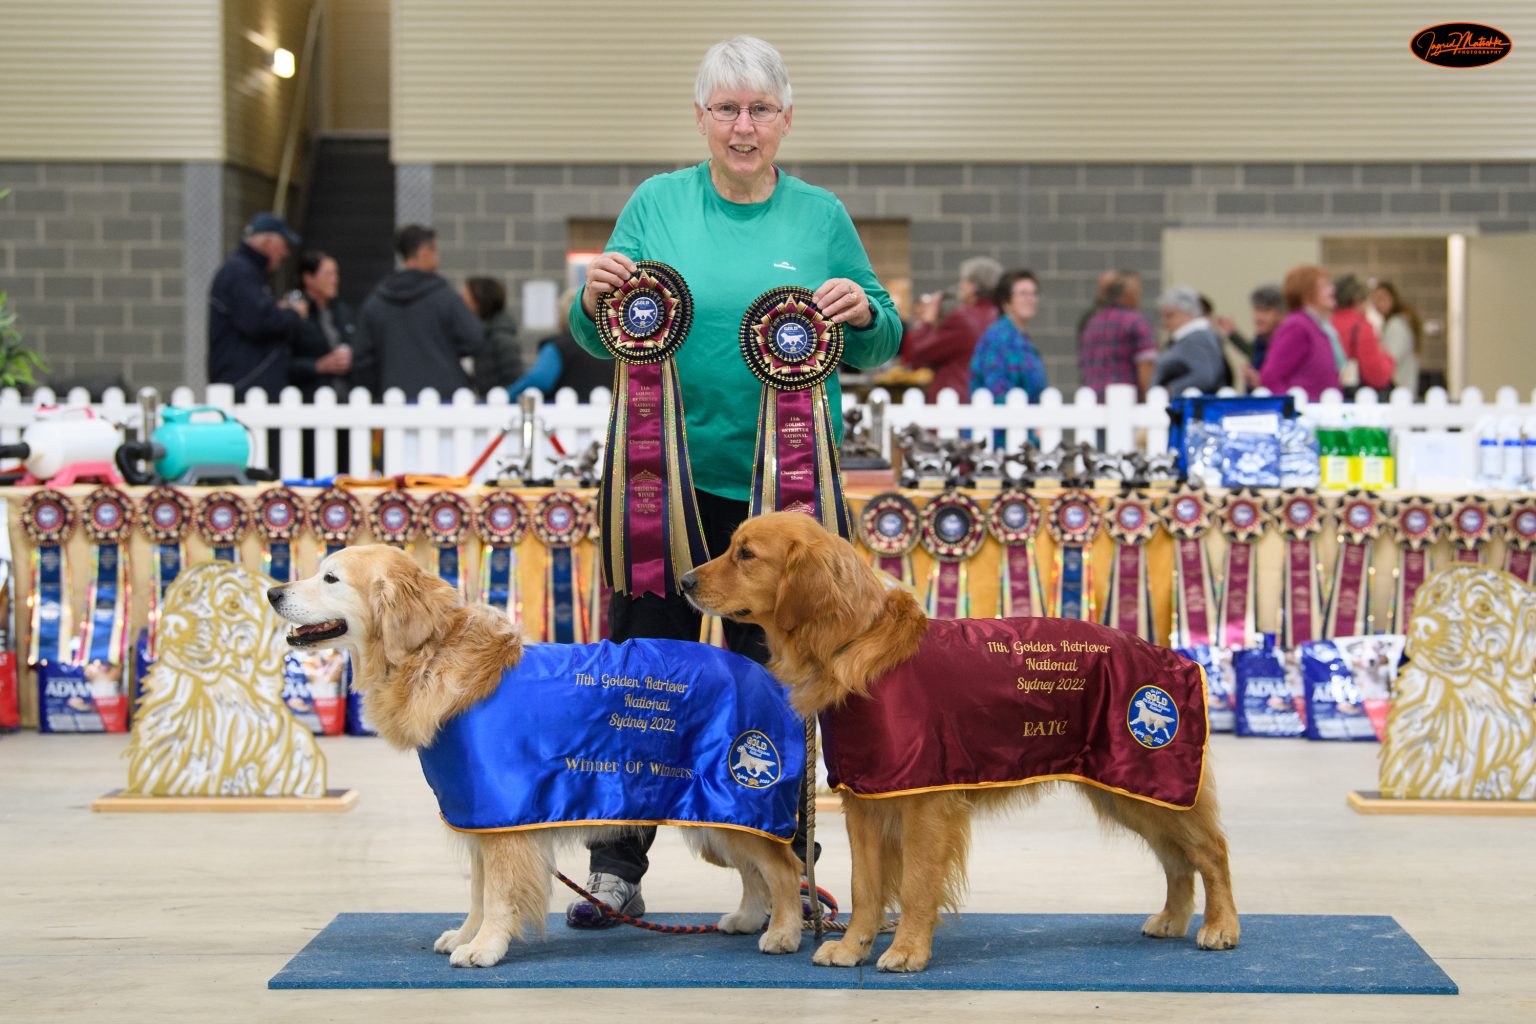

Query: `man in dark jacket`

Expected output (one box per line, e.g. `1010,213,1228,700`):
352,225,484,398
207,212,306,399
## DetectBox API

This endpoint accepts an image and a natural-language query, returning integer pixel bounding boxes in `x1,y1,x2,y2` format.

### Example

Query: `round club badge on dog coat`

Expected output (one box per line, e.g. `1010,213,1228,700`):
1127,685,1180,749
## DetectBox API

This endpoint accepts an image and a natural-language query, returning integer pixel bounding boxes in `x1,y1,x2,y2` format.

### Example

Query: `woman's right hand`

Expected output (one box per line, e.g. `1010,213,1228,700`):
581,252,638,318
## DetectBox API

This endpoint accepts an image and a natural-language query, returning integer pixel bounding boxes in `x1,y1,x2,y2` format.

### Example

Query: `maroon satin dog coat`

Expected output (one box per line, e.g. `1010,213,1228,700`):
820,617,1208,809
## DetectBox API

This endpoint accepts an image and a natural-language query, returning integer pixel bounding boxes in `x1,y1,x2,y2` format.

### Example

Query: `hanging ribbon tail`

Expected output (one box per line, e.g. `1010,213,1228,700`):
1056,544,1091,620
1505,548,1534,585
1324,541,1371,638
1171,537,1215,648
1283,539,1320,648
1393,547,1430,634
1106,544,1154,642
1000,543,1042,618
546,547,580,643
1219,542,1257,649
927,561,968,620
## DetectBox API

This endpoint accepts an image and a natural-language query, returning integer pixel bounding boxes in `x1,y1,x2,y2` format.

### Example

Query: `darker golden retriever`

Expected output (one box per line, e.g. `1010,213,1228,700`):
268,544,804,967
683,511,1239,973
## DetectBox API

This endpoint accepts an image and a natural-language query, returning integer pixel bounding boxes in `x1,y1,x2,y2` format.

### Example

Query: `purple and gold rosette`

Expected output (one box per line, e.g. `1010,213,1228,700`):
21,491,76,667
859,492,921,587
313,487,363,555
1325,492,1384,639
532,491,592,643
986,491,1042,618
78,487,134,671
138,487,192,661
741,286,852,540
254,487,307,583
1162,487,1216,649
1216,489,1268,649
1271,490,1325,649
476,492,527,624
1446,496,1496,565
1502,499,1536,584
595,261,707,600
1104,493,1158,642
1388,496,1441,633
195,490,249,563
1044,489,1102,621
422,491,472,592
368,492,420,549
919,491,986,619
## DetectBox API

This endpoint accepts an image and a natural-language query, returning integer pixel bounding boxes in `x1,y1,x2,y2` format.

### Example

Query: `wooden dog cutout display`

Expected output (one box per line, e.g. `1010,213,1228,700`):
683,511,1239,973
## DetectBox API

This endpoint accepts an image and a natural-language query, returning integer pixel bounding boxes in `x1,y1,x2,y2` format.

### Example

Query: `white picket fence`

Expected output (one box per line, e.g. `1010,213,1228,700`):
1,381,1533,484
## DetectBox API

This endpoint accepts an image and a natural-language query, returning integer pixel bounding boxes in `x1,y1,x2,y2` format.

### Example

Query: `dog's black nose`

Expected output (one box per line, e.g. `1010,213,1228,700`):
266,586,283,607
679,571,698,593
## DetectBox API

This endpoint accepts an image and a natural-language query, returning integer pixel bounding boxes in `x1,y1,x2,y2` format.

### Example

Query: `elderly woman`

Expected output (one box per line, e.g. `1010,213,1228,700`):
1260,265,1343,399
1153,286,1229,395
903,255,1003,400
566,36,902,928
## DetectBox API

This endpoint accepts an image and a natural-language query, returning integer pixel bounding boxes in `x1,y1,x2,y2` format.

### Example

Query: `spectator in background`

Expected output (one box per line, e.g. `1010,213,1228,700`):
1371,280,1422,394
1153,286,1229,394
1078,269,1156,397
463,277,523,397
969,269,1049,402
290,251,355,399
901,256,1002,400
1231,284,1284,387
1260,264,1342,400
508,288,613,401
1331,274,1394,393
1076,269,1120,338
207,212,305,400
352,224,484,398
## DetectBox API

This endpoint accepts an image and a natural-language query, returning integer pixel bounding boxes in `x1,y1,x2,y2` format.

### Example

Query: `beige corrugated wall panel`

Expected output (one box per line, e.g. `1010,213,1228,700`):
324,0,391,133
0,0,222,161
393,0,1535,163
225,0,317,177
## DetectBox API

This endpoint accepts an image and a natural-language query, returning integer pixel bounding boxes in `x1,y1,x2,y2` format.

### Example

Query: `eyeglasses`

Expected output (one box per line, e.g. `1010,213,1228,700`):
705,102,783,124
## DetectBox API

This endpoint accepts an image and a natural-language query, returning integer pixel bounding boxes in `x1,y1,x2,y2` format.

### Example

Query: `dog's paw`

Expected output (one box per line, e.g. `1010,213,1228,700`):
757,925,801,955
449,940,508,968
1197,918,1240,950
812,937,868,967
433,928,470,954
716,909,767,935
1140,910,1191,939
876,943,931,973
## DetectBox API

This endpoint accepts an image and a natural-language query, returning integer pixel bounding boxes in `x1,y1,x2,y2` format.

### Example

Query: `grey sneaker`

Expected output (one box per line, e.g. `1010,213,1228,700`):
565,872,644,929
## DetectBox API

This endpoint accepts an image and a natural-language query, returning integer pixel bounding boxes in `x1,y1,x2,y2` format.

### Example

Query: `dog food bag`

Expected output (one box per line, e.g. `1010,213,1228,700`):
1299,640,1376,741
1232,639,1304,738
281,650,347,736
1331,634,1405,741
0,509,18,731
1177,644,1234,732
37,660,128,733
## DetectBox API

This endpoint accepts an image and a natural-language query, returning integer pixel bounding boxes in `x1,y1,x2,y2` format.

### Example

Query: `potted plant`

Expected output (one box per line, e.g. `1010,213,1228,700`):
0,188,50,392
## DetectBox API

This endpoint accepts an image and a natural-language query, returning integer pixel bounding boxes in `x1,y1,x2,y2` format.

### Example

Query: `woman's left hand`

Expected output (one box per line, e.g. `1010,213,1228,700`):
814,278,873,328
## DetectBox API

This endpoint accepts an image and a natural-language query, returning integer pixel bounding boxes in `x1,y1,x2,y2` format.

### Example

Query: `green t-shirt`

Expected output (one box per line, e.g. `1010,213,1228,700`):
569,160,902,501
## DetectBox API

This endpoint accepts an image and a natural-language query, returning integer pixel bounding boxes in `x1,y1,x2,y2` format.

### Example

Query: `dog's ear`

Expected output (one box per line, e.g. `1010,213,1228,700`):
773,530,863,633
370,561,456,665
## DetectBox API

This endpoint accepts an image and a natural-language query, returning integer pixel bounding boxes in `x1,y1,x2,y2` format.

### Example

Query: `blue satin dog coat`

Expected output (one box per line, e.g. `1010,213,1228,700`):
417,639,804,841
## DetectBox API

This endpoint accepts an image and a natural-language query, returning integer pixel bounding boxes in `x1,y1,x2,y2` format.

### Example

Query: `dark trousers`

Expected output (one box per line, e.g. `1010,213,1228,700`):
586,489,819,884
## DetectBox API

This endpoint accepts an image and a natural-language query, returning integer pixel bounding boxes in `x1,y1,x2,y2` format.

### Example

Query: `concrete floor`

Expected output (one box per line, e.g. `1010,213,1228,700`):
1,732,1531,1023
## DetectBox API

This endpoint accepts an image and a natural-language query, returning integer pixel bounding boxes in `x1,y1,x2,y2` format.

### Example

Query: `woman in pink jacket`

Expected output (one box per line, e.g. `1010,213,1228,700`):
1260,264,1343,400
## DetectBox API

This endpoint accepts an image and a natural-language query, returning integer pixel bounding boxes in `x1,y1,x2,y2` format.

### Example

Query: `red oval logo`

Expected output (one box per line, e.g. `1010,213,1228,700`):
1411,23,1512,68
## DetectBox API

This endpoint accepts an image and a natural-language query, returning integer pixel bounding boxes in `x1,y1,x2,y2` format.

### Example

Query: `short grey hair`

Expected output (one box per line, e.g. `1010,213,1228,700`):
958,256,1003,294
1157,285,1203,317
1249,284,1283,310
695,36,792,109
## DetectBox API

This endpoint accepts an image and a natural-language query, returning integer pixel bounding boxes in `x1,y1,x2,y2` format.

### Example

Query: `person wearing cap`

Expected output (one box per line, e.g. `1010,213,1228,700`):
207,212,307,400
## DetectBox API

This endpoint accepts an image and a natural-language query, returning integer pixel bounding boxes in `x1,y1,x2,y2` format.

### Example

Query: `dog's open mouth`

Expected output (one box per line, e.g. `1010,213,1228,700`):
286,619,347,646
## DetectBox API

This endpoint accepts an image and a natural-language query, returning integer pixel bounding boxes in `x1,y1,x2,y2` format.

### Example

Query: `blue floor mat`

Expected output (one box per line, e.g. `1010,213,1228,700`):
269,913,1457,994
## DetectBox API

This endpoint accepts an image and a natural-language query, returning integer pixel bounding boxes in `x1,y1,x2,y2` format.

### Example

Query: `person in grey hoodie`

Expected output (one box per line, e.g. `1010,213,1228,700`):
1153,286,1230,395
352,224,484,398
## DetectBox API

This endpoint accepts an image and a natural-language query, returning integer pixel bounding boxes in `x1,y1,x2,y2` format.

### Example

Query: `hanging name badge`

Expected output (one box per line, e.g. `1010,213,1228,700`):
595,261,708,600
532,491,592,643
1045,490,1102,621
22,491,76,667
1272,491,1325,649
741,286,852,539
986,490,1043,618
1502,499,1536,584
196,491,249,563
368,492,420,549
919,491,986,619
1216,489,1268,650
1326,493,1384,639
138,487,193,663
254,487,307,583
476,492,527,624
422,491,472,592
313,487,363,556
78,487,134,673
1162,487,1216,648
859,492,921,587
1446,496,1495,565
1104,493,1158,642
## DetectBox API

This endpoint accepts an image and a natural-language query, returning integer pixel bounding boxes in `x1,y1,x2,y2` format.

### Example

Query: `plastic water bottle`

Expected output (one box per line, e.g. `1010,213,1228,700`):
1523,417,1536,489
1502,416,1525,490
1476,417,1502,486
